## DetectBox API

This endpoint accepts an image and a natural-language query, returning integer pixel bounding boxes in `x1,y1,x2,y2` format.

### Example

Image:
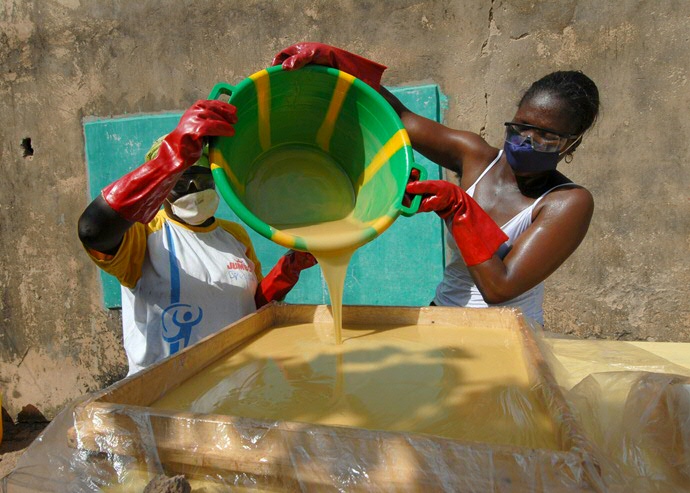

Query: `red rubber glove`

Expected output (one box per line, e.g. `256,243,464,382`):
406,180,509,266
255,250,318,308
102,100,238,223
271,42,387,91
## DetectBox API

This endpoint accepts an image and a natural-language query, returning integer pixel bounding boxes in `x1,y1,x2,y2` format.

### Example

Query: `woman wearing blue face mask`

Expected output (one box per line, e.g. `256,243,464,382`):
388,70,600,325
271,43,600,326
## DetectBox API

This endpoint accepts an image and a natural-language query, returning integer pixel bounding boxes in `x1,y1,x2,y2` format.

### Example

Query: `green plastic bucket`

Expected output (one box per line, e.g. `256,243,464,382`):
207,65,425,253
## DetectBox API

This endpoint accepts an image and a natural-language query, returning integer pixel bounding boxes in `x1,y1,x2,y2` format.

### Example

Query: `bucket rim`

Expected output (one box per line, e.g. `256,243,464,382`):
207,65,419,253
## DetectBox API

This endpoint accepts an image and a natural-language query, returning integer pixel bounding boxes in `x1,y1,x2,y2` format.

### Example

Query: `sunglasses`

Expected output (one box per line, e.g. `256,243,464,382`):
172,174,216,196
504,122,580,153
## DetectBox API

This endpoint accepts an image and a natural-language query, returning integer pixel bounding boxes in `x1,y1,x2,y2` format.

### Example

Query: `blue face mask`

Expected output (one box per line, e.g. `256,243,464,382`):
503,140,559,173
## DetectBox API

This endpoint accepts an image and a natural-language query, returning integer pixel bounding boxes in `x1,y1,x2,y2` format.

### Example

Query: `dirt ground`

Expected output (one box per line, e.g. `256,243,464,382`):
0,407,49,480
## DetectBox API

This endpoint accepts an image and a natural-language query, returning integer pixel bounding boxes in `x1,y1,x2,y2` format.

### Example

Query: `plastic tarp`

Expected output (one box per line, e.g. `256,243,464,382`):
2,327,689,492
539,335,690,493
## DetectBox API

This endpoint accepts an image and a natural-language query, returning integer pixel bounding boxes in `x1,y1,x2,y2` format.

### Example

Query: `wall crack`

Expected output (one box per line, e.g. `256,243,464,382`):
479,0,495,139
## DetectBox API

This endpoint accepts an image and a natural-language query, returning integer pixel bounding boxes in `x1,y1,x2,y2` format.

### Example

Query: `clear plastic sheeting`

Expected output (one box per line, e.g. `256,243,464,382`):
536,334,690,493
2,306,689,492
569,372,690,493
3,399,603,492
540,336,690,391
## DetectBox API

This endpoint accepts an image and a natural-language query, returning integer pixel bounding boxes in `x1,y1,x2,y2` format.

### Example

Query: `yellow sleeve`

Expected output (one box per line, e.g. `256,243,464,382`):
217,220,264,282
83,214,164,289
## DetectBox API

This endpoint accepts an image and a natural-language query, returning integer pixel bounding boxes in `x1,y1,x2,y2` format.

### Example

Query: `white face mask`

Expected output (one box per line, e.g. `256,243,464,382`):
169,189,219,225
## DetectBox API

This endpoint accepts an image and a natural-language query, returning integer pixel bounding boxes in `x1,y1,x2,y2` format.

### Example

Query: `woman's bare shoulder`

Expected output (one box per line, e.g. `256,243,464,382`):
458,136,501,183
538,183,594,221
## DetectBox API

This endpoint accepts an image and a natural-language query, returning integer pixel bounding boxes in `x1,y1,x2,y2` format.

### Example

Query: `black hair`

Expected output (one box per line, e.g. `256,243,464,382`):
519,71,600,134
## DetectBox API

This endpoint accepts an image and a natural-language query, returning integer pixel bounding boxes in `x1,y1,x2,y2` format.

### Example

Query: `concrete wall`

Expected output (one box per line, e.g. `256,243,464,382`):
1,0,688,419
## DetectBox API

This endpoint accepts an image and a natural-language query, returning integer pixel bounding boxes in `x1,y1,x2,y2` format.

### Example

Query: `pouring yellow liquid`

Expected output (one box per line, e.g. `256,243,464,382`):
279,218,367,345
172,148,560,448
245,145,371,344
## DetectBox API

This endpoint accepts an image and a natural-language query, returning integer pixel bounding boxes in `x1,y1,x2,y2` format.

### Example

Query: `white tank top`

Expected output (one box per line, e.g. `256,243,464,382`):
433,150,571,325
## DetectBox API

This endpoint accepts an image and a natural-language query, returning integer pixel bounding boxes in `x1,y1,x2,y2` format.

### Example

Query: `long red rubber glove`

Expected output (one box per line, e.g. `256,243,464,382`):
255,251,318,308
102,100,238,223
271,42,387,91
406,180,509,266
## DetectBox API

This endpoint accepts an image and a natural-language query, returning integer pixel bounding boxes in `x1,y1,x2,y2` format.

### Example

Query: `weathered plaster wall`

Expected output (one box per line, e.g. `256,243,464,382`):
1,0,688,419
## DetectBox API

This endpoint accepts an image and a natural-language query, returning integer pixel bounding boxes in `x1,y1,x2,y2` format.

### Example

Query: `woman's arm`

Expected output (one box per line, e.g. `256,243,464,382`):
78,100,238,255
468,187,594,303
271,43,494,177
78,195,133,255
379,87,495,177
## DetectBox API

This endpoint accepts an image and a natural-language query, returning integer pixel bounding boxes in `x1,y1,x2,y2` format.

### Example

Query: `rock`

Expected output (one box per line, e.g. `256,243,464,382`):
143,474,192,493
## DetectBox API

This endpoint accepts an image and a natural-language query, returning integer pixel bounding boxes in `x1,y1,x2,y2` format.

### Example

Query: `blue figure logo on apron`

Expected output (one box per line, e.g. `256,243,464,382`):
162,303,203,354
162,223,204,354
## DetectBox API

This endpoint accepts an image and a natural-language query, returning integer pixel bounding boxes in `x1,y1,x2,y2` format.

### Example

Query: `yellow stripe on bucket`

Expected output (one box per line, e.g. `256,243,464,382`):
316,72,356,152
357,129,411,188
366,213,397,235
211,153,244,195
250,70,271,151
270,229,297,249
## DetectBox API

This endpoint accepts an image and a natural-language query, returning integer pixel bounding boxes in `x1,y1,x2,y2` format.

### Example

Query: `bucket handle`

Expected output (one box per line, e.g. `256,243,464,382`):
399,162,427,217
207,82,235,101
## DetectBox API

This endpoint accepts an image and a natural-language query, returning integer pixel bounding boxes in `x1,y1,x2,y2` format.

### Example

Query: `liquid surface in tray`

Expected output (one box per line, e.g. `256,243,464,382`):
152,322,559,449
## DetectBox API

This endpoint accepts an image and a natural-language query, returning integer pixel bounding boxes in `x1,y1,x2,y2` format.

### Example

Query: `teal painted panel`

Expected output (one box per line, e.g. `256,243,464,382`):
83,84,446,308
340,84,446,306
84,113,184,308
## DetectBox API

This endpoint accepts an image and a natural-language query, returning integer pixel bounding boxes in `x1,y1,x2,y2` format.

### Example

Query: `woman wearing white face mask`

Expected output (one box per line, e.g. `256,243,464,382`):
166,171,220,226
78,100,316,376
